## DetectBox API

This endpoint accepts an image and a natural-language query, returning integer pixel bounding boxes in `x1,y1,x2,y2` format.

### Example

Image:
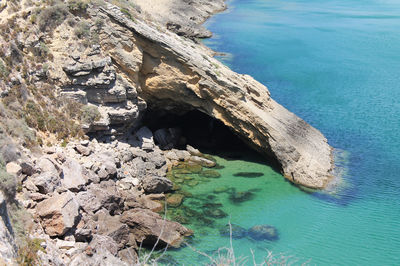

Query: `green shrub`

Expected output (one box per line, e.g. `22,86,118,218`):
67,0,88,12
37,3,70,32
74,20,91,39
0,167,16,200
0,60,9,79
80,105,101,124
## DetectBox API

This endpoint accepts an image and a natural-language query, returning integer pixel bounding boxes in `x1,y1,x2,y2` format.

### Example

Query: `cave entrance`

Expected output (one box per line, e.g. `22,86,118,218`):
142,109,280,169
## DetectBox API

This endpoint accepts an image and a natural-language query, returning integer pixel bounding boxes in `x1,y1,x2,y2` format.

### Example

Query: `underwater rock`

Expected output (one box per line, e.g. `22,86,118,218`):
166,194,185,207
219,224,247,239
187,180,199,187
229,191,254,203
203,208,228,219
213,186,229,193
174,162,203,174
248,225,278,241
233,172,264,178
200,170,221,178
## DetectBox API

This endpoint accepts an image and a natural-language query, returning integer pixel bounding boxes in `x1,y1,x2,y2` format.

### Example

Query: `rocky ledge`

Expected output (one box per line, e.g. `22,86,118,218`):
56,2,333,188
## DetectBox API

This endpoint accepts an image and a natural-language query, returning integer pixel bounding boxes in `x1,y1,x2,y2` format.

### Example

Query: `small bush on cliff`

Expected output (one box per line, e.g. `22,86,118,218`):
0,60,9,79
0,167,16,200
37,3,70,32
67,0,88,12
74,20,91,39
81,105,101,124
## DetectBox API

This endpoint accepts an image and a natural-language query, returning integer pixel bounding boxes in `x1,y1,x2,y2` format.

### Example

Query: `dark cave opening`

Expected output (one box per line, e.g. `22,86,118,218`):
143,109,249,153
142,108,282,170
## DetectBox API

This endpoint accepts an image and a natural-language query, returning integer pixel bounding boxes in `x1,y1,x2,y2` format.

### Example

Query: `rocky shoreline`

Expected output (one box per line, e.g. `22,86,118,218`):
0,0,334,264
6,130,220,264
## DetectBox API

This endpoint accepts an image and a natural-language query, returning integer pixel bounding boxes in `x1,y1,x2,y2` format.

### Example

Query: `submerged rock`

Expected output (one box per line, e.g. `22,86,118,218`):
229,191,254,203
167,194,185,207
200,170,221,178
203,208,228,219
248,225,279,241
219,224,247,239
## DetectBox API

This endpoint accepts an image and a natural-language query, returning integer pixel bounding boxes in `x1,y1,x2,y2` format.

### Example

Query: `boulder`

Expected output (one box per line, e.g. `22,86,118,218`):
5,162,21,175
34,172,61,194
94,210,131,248
166,194,185,207
120,208,193,248
61,158,86,192
186,145,202,156
141,176,173,193
74,145,92,156
37,157,58,174
36,191,80,237
20,162,36,176
89,234,119,256
190,156,216,168
77,181,121,214
248,225,279,241
118,247,138,265
135,126,154,151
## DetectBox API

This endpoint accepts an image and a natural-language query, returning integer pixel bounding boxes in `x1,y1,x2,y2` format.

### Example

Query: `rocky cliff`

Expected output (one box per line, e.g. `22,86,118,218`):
52,3,333,188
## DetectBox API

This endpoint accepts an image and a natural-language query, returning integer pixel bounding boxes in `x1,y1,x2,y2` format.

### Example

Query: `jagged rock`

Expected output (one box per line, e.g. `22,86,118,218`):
61,158,87,192
36,157,58,174
33,172,61,194
94,210,131,249
20,162,36,176
175,150,191,161
190,156,216,168
141,176,173,193
120,208,193,248
135,126,154,151
89,234,119,256
146,151,166,168
186,145,202,156
36,191,80,237
118,247,138,265
75,145,92,156
29,192,49,202
0,192,17,263
77,181,121,214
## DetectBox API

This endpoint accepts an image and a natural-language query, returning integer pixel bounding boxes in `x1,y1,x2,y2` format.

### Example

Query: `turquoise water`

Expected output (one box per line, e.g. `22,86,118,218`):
165,0,400,264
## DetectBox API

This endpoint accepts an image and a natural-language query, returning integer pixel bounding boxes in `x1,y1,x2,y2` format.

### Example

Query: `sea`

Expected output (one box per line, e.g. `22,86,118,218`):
158,0,400,264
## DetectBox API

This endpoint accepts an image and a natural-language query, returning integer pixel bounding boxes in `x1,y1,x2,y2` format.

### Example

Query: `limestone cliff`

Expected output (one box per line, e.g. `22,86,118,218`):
51,3,333,188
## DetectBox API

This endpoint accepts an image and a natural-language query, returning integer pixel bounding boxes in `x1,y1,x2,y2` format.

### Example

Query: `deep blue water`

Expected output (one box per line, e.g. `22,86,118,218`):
165,0,400,264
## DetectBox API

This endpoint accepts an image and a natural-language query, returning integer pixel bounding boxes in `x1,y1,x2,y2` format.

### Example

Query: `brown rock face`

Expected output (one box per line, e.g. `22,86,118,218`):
36,191,80,237
120,208,192,248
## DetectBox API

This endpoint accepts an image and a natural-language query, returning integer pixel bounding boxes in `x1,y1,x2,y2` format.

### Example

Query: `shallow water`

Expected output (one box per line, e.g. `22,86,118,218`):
164,0,400,264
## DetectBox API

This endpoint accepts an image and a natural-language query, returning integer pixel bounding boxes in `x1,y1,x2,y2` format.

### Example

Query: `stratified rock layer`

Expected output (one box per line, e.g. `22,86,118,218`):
94,4,333,188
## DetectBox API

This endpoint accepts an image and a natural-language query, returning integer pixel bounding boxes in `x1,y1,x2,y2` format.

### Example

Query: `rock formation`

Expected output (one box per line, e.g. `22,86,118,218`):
54,3,333,188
